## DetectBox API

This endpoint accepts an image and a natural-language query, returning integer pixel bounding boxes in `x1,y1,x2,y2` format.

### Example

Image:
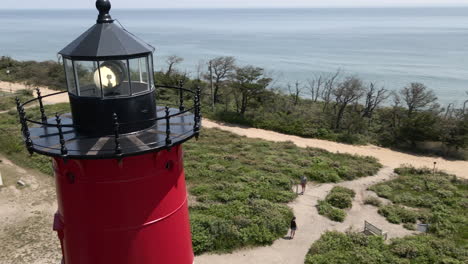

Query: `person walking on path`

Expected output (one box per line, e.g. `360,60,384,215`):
300,175,307,194
289,217,297,239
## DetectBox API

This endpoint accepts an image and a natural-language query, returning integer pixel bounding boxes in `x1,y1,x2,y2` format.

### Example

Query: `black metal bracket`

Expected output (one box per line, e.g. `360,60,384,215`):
55,113,68,158
113,113,122,157
165,106,172,147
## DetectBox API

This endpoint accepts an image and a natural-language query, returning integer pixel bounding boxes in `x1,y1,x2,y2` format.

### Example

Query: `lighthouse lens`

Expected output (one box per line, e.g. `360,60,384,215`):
93,61,125,92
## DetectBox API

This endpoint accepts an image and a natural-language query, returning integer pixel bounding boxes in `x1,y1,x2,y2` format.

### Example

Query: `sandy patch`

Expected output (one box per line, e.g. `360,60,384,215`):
0,81,69,105
0,155,60,264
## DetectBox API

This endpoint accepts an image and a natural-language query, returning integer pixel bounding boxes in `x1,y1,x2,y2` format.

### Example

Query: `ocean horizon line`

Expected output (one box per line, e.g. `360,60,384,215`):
1,5,468,11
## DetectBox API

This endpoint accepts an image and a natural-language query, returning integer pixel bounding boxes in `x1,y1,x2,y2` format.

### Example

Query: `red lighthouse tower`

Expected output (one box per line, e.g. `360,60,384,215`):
15,1,201,263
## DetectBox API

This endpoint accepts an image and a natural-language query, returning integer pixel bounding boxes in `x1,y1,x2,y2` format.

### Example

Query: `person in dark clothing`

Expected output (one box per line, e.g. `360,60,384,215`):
290,217,297,239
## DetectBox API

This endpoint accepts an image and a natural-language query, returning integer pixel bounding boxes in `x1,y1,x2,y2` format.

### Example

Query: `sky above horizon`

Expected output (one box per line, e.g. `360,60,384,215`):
1,0,468,9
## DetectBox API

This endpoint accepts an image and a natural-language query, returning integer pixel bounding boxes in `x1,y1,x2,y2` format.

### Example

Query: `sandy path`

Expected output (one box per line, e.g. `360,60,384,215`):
0,81,69,105
196,167,415,264
0,156,60,264
203,120,468,179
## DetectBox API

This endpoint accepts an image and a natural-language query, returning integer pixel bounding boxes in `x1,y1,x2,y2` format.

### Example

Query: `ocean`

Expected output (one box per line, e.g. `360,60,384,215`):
0,8,467,105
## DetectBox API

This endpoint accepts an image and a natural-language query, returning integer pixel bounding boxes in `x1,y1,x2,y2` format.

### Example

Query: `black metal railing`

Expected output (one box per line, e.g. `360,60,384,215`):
15,84,202,158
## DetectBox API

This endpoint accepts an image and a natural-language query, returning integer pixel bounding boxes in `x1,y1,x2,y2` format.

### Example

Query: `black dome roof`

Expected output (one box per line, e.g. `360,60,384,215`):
59,0,154,60
59,23,154,59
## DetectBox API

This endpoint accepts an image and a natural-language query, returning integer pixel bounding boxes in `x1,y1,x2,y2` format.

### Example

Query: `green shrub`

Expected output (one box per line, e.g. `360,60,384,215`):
364,196,382,207
306,231,468,264
326,192,353,209
190,200,292,254
305,231,400,264
378,205,418,224
316,200,346,222
369,185,393,199
330,186,356,197
403,223,416,230
317,187,355,221
325,187,355,209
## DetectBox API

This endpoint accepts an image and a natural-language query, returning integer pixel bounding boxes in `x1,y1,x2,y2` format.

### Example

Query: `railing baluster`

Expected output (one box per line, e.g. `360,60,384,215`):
36,88,47,123
165,106,172,146
15,97,25,134
17,100,33,155
193,90,197,132
193,85,201,137
55,113,68,157
197,85,202,122
178,80,185,111
113,113,122,156
15,97,21,114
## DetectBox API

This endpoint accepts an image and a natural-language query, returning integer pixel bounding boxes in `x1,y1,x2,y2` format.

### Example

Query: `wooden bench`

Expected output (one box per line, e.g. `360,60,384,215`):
363,221,388,240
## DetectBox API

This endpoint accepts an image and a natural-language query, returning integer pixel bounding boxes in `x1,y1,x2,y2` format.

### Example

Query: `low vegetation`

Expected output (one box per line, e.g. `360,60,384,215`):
325,186,356,209
0,56,65,90
377,204,424,225
316,186,355,222
316,200,346,223
0,89,34,111
0,103,69,175
370,166,467,242
305,167,468,263
364,196,382,207
0,104,382,255
305,231,467,264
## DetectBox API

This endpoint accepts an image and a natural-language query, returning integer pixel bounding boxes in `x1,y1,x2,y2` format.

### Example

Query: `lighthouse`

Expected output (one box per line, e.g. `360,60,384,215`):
15,1,201,263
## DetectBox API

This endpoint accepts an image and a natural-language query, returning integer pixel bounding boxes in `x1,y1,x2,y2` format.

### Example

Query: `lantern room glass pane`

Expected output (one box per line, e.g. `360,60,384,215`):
74,61,101,97
128,57,150,94
100,60,130,98
64,59,77,95
149,54,155,89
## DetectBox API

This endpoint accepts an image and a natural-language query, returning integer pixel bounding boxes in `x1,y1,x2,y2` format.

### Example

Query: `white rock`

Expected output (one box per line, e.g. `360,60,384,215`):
17,180,26,187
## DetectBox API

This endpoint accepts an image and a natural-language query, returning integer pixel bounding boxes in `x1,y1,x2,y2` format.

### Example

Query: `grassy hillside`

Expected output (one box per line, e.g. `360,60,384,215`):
0,104,382,255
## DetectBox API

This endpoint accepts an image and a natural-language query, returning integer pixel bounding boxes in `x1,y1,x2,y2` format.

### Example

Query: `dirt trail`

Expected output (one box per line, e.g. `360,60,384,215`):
203,120,468,179
0,156,60,264
0,81,69,105
195,167,414,264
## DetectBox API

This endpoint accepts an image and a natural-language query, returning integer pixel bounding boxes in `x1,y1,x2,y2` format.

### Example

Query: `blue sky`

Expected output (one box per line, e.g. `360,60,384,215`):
1,0,468,9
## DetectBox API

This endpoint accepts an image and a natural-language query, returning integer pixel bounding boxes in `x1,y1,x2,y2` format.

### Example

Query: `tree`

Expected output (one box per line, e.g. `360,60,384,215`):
463,91,468,115
332,77,365,129
206,56,236,104
440,115,468,151
321,70,341,112
399,111,439,146
307,75,324,102
165,55,184,76
231,66,272,115
362,82,389,120
400,83,438,117
288,81,302,106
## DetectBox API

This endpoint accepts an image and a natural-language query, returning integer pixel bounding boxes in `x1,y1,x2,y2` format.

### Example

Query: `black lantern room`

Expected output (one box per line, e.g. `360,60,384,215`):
15,0,201,159
60,0,156,135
